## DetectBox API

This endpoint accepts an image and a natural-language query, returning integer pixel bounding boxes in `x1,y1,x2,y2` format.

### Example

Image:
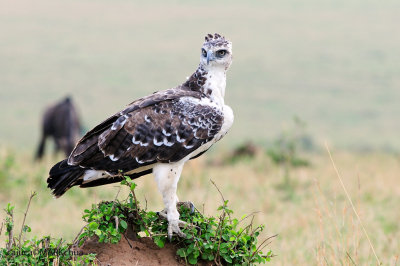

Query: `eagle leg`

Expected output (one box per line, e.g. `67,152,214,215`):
153,163,187,240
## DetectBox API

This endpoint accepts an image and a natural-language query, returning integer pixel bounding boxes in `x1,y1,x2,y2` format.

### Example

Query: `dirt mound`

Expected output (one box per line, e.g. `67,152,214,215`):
76,236,184,266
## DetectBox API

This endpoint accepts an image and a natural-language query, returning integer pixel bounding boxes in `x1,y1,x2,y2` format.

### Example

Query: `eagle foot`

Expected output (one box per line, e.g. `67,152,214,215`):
157,210,189,240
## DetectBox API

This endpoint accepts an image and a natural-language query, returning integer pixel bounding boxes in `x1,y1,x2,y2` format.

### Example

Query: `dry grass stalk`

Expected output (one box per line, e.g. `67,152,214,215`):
325,142,381,265
18,191,37,247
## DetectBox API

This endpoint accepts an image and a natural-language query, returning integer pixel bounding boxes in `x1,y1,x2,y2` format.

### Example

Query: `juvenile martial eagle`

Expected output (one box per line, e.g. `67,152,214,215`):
48,33,234,238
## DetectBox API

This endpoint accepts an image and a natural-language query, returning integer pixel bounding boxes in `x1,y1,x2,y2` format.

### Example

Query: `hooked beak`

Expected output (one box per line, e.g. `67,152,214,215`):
206,50,214,65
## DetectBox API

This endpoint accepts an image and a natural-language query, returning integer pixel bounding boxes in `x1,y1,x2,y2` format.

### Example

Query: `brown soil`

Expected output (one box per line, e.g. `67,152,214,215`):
75,236,185,266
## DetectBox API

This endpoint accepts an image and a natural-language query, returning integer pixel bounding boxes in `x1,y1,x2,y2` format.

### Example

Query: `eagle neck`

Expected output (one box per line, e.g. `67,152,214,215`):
183,65,226,105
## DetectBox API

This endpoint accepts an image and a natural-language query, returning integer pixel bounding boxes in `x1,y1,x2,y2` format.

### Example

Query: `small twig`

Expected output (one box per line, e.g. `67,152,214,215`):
210,179,225,203
0,222,3,237
150,233,168,237
249,215,254,234
193,205,205,218
129,183,152,237
18,191,37,247
144,195,148,211
238,211,260,225
6,211,14,251
346,251,357,266
56,237,63,252
251,234,278,260
110,187,122,212
72,225,88,246
323,256,330,266
215,211,226,265
231,223,254,251
249,225,264,238
130,186,139,211
123,234,133,249
114,186,121,201
325,143,381,265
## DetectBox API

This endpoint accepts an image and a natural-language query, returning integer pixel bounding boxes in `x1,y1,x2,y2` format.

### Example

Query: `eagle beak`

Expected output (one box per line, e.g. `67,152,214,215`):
206,50,214,65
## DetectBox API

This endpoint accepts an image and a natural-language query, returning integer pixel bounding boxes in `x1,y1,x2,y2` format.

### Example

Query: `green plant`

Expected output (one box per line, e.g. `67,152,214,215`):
1,200,97,265
267,117,311,188
79,200,130,245
161,200,274,265
267,117,311,167
78,177,274,265
0,152,15,193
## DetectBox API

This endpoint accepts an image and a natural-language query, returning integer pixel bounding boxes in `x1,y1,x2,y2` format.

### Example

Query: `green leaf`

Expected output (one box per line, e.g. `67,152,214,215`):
177,248,186,257
154,238,165,248
94,229,102,236
88,222,99,230
223,254,232,263
188,255,197,265
120,220,127,230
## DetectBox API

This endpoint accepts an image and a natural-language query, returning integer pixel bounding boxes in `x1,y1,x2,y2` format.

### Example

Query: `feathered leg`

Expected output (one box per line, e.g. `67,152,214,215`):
153,162,187,239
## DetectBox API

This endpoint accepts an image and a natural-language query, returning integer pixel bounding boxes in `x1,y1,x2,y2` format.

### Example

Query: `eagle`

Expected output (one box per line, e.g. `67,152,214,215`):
47,33,234,238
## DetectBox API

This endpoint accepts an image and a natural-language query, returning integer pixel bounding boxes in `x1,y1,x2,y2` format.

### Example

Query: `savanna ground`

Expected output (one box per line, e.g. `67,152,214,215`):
1,0,400,265
0,148,399,265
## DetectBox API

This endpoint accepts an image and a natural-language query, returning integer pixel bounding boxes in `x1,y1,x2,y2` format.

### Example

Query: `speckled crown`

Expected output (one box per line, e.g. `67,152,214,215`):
203,33,230,47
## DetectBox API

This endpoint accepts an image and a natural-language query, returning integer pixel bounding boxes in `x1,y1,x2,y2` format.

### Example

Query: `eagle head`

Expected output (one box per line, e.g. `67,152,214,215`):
200,33,232,71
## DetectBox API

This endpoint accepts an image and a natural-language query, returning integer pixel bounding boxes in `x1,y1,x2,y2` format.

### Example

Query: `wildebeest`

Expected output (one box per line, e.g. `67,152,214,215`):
35,96,82,160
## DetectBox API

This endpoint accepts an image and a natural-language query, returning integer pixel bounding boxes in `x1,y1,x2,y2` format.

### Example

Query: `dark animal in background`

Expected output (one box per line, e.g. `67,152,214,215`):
35,96,82,160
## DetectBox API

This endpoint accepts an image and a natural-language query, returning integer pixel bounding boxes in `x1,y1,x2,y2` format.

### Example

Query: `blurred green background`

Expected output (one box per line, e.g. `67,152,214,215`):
1,0,400,153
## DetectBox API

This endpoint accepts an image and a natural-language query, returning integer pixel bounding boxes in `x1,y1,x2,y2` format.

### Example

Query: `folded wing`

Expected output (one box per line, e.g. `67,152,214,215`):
67,89,224,176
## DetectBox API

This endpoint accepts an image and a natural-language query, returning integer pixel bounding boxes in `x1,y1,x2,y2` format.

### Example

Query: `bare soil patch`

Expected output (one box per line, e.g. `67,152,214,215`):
76,236,184,266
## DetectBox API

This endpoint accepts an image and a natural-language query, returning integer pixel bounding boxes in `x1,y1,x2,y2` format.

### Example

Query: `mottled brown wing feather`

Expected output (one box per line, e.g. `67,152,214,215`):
68,88,199,165
67,88,222,175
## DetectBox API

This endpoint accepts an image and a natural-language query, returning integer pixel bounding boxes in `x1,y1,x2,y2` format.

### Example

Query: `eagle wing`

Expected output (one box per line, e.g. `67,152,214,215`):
67,88,224,175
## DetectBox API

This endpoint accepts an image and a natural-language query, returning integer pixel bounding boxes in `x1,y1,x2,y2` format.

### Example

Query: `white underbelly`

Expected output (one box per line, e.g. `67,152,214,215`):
215,104,234,141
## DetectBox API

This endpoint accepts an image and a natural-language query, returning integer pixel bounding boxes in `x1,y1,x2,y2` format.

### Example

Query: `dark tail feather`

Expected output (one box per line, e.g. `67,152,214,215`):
47,159,84,197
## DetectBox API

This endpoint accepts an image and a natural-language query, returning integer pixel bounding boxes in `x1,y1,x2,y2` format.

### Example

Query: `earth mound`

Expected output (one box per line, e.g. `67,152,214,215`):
76,236,184,266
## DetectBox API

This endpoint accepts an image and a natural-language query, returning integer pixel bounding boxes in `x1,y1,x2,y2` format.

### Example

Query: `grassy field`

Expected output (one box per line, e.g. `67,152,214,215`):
1,0,400,151
1,0,399,265
0,149,399,265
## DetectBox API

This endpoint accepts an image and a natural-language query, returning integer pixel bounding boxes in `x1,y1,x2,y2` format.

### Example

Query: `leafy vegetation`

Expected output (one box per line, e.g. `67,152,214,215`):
0,202,96,265
169,201,273,265
1,174,272,265
79,176,274,265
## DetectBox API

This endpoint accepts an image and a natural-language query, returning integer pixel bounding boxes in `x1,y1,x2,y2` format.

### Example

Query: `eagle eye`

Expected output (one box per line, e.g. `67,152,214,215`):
201,48,207,57
216,49,227,57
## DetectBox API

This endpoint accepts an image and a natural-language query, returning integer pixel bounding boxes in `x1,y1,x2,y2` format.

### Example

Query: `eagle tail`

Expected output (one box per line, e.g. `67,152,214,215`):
47,159,84,197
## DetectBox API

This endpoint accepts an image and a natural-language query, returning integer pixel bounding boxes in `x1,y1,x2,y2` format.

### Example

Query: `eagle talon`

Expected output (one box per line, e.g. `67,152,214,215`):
157,210,168,220
168,220,187,240
158,211,191,239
